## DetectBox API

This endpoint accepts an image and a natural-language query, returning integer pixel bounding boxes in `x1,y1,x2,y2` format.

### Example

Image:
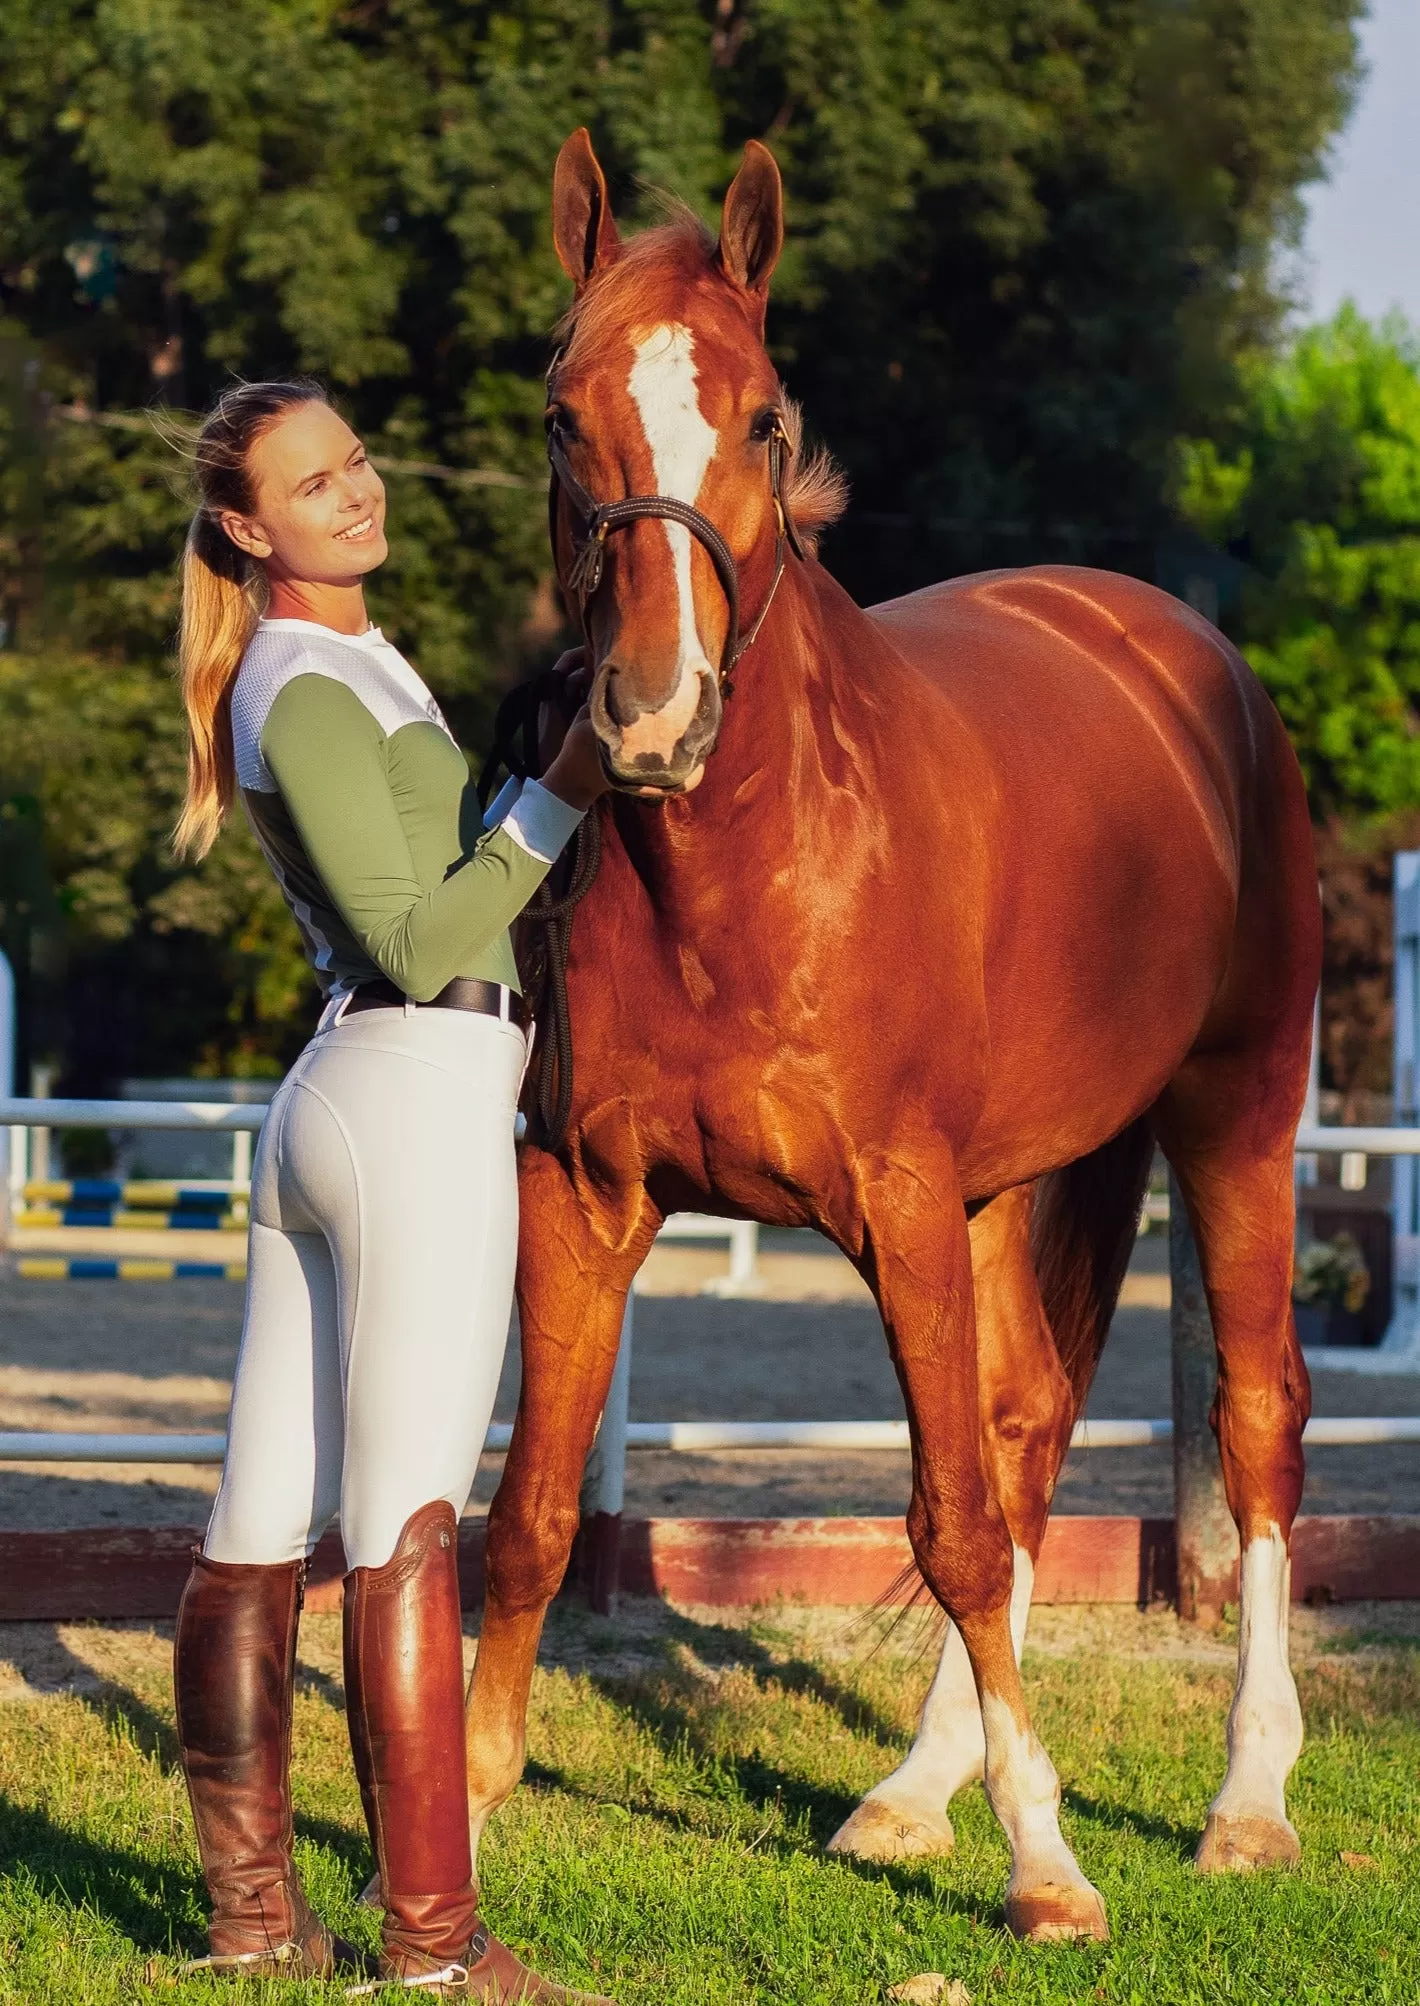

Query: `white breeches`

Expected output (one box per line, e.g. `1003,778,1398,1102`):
203,1005,526,1572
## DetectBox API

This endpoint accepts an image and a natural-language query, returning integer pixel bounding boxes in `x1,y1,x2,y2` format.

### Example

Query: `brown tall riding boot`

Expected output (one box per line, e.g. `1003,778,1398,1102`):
174,1549,364,1978
343,1500,613,2002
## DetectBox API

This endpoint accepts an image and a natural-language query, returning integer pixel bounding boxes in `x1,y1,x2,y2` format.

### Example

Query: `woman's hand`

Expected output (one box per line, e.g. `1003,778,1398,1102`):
541,704,611,811
537,647,591,772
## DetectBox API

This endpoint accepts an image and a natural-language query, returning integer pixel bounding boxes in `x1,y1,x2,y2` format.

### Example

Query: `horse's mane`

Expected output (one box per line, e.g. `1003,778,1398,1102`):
777,397,849,555
554,203,848,555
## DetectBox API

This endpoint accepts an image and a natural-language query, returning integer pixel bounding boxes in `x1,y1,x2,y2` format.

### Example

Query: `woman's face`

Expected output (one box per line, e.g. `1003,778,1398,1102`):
218,401,388,584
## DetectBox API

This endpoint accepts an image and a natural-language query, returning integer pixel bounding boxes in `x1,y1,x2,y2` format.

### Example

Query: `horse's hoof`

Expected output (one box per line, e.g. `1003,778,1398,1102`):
1195,1812,1300,1874
826,1796,956,1862
1004,1882,1109,1944
358,1871,382,1908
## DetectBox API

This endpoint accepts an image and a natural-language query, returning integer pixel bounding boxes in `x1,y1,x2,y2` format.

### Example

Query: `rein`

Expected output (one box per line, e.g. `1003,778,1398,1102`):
476,671,601,1154
483,402,803,1153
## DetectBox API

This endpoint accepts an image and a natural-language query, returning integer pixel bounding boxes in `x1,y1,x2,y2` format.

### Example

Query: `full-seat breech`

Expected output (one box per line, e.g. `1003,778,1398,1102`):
463,1144,653,1865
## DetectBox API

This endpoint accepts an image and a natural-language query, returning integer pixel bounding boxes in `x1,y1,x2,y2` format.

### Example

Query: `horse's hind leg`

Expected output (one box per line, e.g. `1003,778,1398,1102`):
829,1184,1072,1863
1156,1053,1311,1873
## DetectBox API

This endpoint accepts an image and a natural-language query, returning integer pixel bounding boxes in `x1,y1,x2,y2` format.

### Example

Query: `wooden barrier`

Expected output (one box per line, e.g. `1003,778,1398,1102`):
0,1515,1415,1621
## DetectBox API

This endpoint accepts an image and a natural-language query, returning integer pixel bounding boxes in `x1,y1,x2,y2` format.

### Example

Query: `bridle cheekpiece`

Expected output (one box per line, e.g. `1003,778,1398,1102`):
545,387,805,696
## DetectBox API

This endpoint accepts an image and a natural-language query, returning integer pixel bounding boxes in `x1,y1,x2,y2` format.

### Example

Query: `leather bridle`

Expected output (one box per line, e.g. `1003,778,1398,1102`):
545,406,806,695
490,373,806,1155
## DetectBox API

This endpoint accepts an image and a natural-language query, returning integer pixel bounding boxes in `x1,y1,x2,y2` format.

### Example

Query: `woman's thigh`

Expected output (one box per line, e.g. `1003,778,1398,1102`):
203,1220,344,1565
289,1014,524,1570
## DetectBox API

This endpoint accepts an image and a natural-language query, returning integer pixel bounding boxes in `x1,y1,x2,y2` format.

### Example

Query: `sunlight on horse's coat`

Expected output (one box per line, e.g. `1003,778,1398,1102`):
623,323,717,761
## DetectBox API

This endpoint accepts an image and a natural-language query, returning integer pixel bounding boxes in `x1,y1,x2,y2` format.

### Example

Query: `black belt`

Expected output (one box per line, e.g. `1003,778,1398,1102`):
341,976,530,1030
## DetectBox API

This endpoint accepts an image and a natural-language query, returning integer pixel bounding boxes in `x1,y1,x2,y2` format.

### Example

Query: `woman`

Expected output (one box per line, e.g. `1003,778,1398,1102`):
171,378,611,2002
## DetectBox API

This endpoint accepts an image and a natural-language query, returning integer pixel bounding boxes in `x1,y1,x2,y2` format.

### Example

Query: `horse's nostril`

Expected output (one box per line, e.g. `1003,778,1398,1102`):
603,670,637,730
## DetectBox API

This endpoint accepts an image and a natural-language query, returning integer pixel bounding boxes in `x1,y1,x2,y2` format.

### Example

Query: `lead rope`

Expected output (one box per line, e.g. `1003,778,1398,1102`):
477,674,601,1153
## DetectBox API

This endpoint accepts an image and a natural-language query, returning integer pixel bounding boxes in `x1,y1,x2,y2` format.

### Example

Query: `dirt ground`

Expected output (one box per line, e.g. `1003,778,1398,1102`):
0,1230,1416,1529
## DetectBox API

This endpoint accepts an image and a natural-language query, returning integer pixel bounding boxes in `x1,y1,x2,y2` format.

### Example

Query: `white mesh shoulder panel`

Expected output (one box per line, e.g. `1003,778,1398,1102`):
231,628,451,792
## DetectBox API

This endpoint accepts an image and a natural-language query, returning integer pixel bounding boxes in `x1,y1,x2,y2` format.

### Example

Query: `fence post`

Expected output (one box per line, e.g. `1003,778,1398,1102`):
572,1293,633,1615
1389,853,1420,1347
1170,1170,1238,1622
0,951,12,1243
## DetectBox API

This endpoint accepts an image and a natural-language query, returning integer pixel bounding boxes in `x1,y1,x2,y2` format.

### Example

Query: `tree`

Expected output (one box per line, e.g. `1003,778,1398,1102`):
0,0,1363,1084
1172,308,1420,820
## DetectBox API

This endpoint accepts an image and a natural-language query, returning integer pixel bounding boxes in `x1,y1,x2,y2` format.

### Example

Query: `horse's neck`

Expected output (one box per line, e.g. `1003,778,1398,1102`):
626,563,888,897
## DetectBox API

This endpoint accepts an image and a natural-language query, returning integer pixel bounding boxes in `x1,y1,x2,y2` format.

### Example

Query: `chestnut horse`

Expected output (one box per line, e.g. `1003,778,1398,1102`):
463,130,1319,1942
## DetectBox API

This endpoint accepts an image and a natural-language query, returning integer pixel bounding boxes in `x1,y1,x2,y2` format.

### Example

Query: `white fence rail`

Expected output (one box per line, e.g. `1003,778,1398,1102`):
1,1093,1417,1470
1,1414,1414,1466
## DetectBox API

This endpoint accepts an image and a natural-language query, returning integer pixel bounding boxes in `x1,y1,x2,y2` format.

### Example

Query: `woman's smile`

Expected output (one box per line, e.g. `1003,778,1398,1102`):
335,512,379,541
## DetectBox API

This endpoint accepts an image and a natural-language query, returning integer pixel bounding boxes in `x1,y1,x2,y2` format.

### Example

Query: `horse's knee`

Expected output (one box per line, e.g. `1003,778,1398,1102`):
485,1492,580,1614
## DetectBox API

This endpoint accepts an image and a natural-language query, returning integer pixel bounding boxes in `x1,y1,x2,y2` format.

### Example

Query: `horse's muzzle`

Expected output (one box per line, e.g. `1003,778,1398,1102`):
591,663,721,791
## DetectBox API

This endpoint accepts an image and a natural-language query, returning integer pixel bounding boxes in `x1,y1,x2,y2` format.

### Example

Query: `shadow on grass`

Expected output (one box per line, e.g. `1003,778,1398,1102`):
292,1808,372,1886
523,1751,989,1923
15,1624,183,1774
525,1601,941,1861
1061,1787,1198,1860
544,1601,911,1755
0,1789,200,1953
566,1600,910,1796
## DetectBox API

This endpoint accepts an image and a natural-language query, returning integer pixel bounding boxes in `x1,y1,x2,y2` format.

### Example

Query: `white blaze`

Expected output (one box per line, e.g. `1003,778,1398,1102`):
623,324,718,755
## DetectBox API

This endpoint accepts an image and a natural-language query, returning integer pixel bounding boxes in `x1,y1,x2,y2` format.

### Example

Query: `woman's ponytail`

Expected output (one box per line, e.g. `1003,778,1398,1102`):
172,378,326,859
173,513,263,859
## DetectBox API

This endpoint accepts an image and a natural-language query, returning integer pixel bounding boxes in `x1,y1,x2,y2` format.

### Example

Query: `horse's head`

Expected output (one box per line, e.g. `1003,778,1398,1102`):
546,129,843,795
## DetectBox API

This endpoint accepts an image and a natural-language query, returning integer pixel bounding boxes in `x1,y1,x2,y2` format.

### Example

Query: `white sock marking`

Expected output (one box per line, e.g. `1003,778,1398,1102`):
1209,1525,1303,1827
854,1545,1037,1821
980,1692,1093,1899
622,324,717,757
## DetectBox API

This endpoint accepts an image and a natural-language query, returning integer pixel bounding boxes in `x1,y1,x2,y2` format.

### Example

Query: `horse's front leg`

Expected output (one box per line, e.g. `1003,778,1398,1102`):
830,1183,1071,1863
464,1144,652,1866
857,1150,1107,1942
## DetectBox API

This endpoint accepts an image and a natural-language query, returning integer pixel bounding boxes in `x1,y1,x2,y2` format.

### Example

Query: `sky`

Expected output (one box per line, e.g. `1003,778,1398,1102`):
1299,0,1420,328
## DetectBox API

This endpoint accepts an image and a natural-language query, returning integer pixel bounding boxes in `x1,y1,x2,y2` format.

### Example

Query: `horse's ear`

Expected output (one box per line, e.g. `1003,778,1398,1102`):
552,128,620,293
716,140,783,323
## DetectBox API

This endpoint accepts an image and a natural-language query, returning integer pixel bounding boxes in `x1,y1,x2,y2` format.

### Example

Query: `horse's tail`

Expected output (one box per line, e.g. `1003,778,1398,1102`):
1030,1116,1156,1412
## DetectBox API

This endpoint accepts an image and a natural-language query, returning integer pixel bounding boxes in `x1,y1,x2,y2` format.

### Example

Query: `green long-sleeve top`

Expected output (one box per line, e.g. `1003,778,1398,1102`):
229,618,583,1001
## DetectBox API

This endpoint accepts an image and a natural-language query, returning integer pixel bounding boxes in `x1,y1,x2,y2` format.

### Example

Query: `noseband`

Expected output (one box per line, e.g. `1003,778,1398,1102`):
545,413,805,694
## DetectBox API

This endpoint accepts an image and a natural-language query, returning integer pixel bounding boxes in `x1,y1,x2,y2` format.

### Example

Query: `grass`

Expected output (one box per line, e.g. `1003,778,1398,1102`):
0,1600,1413,2003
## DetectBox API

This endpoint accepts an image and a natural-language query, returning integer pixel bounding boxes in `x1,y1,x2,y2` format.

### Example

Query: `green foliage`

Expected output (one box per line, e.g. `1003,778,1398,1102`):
0,0,1363,1079
1172,308,1420,818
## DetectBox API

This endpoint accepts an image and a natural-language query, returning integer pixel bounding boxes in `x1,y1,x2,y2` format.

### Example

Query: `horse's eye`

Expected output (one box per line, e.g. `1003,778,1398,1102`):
545,404,580,442
749,407,781,444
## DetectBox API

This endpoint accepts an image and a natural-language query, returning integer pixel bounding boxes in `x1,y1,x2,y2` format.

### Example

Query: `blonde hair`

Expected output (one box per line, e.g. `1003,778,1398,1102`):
173,379,326,858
